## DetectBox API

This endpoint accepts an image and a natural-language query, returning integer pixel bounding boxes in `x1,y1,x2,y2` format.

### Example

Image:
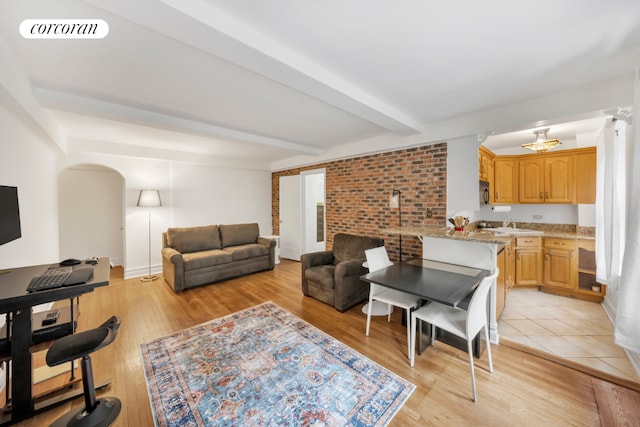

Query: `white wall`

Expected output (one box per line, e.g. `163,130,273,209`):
446,135,482,218
0,104,60,269
59,154,272,279
169,162,272,231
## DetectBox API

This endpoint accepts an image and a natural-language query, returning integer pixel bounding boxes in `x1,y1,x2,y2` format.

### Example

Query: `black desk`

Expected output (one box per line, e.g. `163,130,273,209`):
360,258,490,355
0,258,110,425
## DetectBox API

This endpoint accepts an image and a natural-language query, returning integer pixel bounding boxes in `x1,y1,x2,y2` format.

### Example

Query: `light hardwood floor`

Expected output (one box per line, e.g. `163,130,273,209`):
15,260,640,426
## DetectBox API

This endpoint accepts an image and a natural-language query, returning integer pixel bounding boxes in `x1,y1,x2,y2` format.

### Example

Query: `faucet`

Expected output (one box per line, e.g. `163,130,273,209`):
503,218,516,228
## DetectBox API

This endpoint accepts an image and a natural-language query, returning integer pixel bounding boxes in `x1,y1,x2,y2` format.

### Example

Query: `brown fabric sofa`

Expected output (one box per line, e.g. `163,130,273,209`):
301,233,384,312
162,223,276,292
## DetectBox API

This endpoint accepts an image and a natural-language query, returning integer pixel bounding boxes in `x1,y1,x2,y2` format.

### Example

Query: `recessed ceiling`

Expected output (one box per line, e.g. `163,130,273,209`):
1,0,638,168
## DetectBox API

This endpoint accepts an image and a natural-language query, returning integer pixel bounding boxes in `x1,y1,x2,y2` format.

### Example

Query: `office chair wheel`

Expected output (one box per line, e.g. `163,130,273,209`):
50,396,121,427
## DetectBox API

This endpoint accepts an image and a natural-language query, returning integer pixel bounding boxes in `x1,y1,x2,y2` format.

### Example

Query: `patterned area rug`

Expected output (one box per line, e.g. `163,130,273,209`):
141,301,414,426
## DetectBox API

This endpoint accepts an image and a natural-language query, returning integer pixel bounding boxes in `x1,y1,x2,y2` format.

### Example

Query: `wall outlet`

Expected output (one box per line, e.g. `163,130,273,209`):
533,214,543,220
426,208,433,218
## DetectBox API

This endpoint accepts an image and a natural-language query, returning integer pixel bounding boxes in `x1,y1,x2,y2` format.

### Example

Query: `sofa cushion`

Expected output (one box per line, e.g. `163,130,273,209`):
332,233,384,264
167,225,221,253
304,265,336,289
223,243,269,261
182,249,232,271
219,223,259,248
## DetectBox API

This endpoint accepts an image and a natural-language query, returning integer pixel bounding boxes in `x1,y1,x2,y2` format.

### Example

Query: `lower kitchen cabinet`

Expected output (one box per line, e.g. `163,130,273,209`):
540,237,606,302
515,236,542,287
496,248,506,319
496,240,516,319
543,237,576,289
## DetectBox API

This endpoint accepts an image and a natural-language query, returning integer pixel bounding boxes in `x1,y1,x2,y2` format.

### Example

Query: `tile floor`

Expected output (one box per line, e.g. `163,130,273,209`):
498,287,640,382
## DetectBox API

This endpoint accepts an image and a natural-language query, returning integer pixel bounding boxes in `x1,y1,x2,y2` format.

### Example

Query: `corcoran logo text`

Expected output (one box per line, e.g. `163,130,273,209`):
20,19,109,39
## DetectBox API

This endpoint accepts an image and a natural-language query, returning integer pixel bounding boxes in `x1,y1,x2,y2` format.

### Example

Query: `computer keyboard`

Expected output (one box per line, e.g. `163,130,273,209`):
27,266,73,292
26,265,94,292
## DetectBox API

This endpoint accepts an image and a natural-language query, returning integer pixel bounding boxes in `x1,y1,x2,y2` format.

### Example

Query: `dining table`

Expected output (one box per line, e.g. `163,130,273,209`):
360,258,491,356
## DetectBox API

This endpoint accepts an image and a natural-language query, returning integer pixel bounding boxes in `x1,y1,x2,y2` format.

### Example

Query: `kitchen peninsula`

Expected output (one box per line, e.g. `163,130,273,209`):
384,224,598,344
385,225,509,343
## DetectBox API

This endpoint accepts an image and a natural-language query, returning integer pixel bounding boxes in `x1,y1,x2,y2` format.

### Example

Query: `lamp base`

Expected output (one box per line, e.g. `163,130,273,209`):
140,275,159,282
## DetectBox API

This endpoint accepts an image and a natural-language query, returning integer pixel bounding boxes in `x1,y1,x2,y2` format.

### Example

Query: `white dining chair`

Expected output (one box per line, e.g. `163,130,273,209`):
364,246,420,358
409,268,499,402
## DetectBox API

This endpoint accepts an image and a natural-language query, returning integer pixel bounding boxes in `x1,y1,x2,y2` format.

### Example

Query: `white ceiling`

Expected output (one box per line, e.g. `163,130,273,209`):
1,0,639,169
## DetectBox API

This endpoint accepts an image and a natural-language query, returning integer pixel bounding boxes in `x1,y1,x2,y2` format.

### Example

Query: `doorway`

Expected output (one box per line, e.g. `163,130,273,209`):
279,169,326,260
58,164,125,265
301,169,326,254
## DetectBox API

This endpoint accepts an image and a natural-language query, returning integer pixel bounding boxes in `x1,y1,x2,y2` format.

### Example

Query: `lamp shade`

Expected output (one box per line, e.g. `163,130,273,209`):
137,189,162,207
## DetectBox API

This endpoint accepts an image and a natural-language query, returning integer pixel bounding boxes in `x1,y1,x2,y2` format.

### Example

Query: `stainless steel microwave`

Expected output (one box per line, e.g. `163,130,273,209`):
479,180,490,205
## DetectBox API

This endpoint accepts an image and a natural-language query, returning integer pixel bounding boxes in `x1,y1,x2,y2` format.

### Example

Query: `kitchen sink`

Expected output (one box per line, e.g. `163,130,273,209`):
482,227,544,237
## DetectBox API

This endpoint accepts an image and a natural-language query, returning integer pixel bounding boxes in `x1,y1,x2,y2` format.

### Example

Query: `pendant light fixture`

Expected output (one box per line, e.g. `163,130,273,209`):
521,128,562,153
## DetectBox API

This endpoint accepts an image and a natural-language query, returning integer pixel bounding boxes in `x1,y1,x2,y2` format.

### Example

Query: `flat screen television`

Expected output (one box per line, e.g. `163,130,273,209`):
0,186,21,246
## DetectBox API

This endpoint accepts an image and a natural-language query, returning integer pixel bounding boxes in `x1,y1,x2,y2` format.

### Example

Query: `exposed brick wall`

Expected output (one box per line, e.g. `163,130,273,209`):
272,143,447,262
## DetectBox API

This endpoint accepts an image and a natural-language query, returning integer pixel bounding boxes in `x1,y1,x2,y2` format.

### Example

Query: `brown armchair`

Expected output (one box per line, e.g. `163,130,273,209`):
301,233,384,312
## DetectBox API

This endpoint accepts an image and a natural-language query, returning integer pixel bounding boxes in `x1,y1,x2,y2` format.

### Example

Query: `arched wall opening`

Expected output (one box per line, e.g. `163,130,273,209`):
57,164,125,267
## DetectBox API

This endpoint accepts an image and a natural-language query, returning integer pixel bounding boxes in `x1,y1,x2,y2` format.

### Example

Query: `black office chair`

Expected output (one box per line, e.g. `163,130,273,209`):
46,316,122,427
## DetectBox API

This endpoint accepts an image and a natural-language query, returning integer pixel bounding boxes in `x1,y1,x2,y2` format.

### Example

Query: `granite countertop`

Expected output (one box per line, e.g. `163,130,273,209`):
383,225,595,243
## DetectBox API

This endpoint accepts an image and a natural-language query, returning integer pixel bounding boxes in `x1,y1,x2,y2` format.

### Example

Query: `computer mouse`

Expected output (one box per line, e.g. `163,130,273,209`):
60,258,81,266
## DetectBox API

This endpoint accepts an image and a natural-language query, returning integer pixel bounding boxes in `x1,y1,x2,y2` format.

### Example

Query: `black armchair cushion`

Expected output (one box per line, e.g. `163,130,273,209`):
305,264,336,289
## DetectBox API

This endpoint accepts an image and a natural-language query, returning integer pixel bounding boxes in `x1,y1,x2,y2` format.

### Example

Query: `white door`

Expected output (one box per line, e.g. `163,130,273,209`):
279,175,301,260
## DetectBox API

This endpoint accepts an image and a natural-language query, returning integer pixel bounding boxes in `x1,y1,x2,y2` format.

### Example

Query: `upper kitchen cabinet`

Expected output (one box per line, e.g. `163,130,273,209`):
544,154,574,203
519,154,574,203
478,146,495,204
494,157,518,204
573,147,597,204
478,146,494,182
477,146,595,205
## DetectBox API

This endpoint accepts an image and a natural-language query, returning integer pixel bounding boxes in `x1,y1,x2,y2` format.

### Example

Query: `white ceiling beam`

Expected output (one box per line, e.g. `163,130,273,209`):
85,0,424,134
34,87,323,156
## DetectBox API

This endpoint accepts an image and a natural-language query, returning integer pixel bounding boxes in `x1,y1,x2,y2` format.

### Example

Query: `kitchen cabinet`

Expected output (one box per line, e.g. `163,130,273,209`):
478,146,494,182
519,154,574,203
478,146,495,204
541,238,605,302
576,239,606,301
494,157,518,204
515,236,542,286
496,248,506,319
543,238,576,290
479,146,595,205
505,239,515,293
496,240,515,320
574,147,597,204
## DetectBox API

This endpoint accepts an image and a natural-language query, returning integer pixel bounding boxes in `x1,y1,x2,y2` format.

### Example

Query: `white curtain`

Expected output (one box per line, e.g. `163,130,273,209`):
616,70,640,353
595,120,626,291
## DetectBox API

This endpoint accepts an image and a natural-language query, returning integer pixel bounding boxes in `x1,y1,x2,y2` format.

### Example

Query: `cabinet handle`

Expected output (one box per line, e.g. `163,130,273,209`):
495,191,498,200
545,191,549,200
539,192,543,199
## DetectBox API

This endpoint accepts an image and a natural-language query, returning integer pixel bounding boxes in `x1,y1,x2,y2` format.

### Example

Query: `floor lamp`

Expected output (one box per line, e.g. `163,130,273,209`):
137,189,162,282
391,189,402,262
